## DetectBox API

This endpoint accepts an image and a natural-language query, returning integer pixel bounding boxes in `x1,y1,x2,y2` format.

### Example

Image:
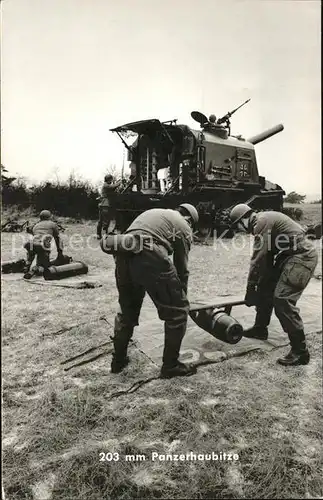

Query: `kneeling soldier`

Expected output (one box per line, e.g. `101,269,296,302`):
230,204,318,366
24,210,63,278
105,203,199,378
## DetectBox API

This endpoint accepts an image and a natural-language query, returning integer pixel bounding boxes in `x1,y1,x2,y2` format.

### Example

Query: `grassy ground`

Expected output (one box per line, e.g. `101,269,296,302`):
2,204,322,500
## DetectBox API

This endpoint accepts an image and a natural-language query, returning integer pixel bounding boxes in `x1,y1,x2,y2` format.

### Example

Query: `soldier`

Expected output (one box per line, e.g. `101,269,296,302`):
129,161,137,180
157,166,170,193
97,174,121,239
229,204,318,366
23,210,63,279
109,203,199,378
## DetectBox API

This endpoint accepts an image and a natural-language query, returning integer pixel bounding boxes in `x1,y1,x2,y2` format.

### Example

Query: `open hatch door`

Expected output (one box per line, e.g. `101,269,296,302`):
110,119,174,151
110,119,165,135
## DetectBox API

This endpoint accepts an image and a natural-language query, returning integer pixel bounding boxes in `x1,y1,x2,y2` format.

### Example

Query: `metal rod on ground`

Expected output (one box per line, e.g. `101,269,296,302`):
45,315,111,337
63,350,113,371
61,341,114,365
106,347,263,400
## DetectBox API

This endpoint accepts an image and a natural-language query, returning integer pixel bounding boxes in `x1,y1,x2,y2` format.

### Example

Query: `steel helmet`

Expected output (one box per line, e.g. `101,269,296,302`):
229,204,253,225
39,210,52,220
178,203,199,224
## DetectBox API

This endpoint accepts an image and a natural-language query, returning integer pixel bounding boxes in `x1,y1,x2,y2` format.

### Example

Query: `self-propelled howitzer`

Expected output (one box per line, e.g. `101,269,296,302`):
102,105,285,237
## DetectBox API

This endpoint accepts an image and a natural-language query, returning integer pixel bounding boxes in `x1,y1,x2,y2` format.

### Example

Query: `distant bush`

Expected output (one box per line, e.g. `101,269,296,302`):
1,176,31,209
30,175,100,219
1,164,16,186
2,169,101,220
310,199,321,204
284,191,306,204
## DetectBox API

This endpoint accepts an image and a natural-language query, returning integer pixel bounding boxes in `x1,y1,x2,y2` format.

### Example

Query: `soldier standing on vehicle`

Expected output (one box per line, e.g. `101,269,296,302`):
105,203,199,378
229,204,318,366
157,166,170,193
129,161,137,180
23,210,63,279
97,174,121,239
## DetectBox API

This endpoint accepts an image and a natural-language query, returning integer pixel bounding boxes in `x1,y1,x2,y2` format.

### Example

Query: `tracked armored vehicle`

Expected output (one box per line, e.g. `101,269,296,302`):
102,100,285,237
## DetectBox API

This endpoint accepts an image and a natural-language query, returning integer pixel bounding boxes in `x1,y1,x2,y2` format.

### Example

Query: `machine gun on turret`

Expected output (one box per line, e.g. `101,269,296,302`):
217,98,251,134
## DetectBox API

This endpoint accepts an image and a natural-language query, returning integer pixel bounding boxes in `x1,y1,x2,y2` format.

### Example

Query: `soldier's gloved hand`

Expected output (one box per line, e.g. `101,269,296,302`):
244,285,258,307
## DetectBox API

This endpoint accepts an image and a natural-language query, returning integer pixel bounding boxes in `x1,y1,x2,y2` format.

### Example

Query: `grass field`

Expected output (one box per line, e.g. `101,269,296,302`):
2,203,322,500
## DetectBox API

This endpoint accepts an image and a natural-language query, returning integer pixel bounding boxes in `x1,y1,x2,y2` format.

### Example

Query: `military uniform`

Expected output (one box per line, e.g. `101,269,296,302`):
112,208,193,374
247,211,318,334
97,181,120,237
24,220,62,272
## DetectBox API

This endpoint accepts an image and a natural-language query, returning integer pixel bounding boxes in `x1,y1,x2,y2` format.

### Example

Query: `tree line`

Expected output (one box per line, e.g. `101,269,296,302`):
1,165,320,221
1,165,102,219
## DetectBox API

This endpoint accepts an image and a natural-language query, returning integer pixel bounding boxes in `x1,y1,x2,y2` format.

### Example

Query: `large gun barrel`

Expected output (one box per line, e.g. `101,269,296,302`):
247,123,284,145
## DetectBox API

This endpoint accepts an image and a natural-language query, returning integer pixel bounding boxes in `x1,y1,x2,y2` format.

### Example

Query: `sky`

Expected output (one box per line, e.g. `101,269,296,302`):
1,0,321,196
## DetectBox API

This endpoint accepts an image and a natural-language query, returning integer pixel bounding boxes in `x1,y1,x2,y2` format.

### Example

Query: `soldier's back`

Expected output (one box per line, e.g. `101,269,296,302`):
32,220,58,247
126,208,192,250
257,211,305,236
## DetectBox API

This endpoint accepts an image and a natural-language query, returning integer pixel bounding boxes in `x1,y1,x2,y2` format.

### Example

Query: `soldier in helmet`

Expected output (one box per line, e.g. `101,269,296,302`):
108,203,199,378
229,204,318,366
23,210,63,279
204,114,226,133
97,174,122,239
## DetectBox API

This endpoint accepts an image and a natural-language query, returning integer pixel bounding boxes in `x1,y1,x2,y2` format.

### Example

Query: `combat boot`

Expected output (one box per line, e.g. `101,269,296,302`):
23,271,33,280
111,354,129,373
110,336,129,373
23,265,31,279
161,322,195,379
277,330,310,366
23,259,32,275
23,262,37,279
160,361,197,379
243,325,268,340
110,323,133,374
